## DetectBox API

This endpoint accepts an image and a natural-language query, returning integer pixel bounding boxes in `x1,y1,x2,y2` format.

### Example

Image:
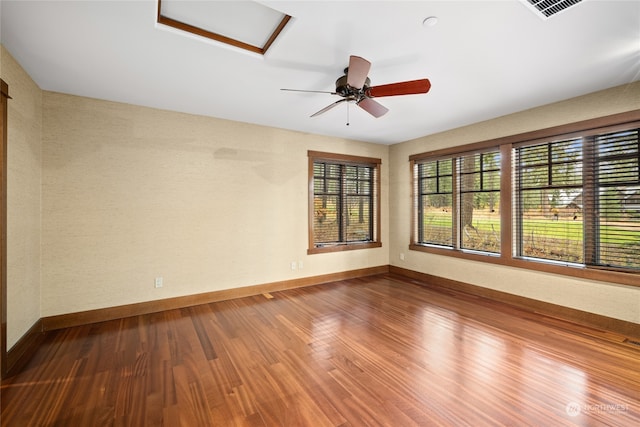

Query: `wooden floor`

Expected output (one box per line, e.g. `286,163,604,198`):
1,274,639,426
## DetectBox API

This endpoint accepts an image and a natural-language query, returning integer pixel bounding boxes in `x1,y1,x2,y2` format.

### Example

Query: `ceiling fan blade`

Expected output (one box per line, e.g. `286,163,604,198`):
346,55,371,89
366,79,431,98
310,99,349,117
357,98,389,118
281,88,337,95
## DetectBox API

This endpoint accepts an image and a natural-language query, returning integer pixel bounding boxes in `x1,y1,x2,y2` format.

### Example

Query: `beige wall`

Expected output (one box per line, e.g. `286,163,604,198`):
41,92,389,317
3,44,639,349
389,82,640,324
2,46,42,347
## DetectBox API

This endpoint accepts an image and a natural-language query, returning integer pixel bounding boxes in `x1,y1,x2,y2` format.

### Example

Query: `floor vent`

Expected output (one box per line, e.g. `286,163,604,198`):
623,338,640,347
521,0,583,19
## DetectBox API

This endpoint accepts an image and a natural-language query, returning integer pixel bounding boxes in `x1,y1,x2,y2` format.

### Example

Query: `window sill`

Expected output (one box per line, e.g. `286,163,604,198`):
308,241,382,255
409,243,640,288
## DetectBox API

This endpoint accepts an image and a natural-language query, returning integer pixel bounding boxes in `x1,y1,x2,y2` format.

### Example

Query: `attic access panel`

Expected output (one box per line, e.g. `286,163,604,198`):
157,0,291,55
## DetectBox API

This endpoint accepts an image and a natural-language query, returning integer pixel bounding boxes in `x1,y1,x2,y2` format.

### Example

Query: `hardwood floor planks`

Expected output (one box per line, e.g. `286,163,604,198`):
1,274,639,426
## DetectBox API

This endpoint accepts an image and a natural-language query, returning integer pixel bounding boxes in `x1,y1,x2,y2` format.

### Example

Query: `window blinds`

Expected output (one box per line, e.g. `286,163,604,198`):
313,162,376,245
514,128,640,269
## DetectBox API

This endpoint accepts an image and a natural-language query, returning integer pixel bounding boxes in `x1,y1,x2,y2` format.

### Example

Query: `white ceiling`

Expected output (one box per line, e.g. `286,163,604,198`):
2,1,639,145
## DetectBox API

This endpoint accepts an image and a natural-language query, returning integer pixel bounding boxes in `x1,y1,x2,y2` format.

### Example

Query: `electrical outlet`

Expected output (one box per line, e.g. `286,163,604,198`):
290,261,297,270
298,260,304,269
400,253,405,261
154,277,163,288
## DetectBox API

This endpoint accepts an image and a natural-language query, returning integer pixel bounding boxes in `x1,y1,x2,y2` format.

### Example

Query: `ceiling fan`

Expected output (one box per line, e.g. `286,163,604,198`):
281,55,431,119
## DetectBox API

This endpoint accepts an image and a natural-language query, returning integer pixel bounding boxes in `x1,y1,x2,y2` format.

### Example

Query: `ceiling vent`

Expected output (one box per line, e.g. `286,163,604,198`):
521,0,583,19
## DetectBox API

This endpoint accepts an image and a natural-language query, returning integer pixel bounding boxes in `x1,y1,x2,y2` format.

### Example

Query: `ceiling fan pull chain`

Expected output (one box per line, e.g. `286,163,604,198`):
346,101,350,126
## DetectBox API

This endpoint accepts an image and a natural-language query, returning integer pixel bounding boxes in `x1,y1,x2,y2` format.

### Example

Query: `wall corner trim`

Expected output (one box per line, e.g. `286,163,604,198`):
5,319,44,378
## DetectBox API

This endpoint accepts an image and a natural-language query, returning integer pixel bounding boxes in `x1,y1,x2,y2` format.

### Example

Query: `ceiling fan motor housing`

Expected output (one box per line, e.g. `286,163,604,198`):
335,73,370,98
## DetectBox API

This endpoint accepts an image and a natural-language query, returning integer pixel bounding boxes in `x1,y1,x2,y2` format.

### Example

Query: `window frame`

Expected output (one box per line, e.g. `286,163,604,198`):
409,110,640,288
308,151,382,254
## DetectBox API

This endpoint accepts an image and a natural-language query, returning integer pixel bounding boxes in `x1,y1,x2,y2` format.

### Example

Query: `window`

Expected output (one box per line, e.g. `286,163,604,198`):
410,110,640,285
415,158,453,247
414,149,501,254
308,151,381,254
515,138,584,263
591,129,640,268
515,128,640,269
459,151,501,253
